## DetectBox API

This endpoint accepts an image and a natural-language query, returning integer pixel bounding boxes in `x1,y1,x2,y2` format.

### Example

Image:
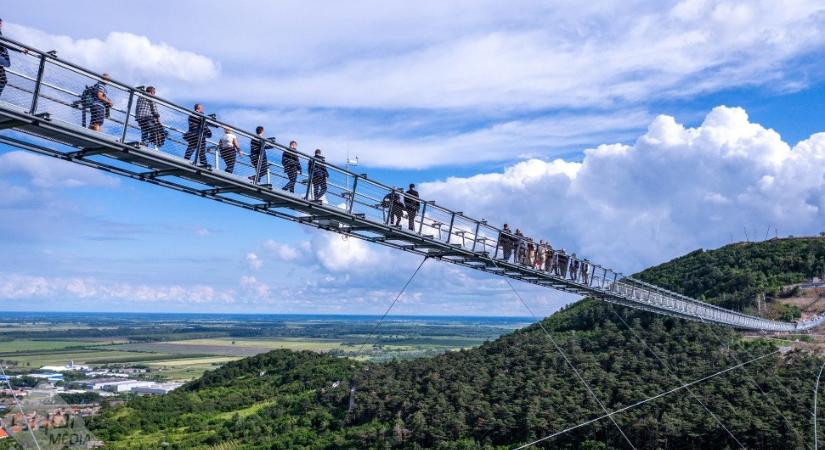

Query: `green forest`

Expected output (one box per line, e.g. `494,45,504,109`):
89,238,825,449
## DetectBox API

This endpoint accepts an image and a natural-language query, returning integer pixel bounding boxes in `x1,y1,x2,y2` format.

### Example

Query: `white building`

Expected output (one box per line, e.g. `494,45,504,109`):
131,383,184,395
40,361,90,373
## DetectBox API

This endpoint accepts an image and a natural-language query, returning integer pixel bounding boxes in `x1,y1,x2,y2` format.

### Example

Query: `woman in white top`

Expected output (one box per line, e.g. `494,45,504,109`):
218,127,241,173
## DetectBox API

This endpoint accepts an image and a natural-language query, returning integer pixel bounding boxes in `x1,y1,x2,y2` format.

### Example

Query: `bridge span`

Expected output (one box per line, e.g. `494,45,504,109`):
0,36,819,333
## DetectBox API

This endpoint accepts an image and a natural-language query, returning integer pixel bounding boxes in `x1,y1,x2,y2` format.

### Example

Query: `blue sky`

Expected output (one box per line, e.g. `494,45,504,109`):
3,0,825,316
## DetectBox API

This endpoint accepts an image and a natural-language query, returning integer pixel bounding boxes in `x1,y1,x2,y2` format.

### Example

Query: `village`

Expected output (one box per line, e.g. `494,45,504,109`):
0,360,183,444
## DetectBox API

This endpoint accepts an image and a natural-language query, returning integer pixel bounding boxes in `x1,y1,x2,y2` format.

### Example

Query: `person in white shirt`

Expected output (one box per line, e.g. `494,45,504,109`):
218,127,241,173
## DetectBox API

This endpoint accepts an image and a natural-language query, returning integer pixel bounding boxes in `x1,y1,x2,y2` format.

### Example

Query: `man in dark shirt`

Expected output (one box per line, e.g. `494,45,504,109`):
183,103,211,166
249,126,272,184
89,73,113,132
0,19,26,98
135,86,161,147
282,140,302,193
404,183,420,231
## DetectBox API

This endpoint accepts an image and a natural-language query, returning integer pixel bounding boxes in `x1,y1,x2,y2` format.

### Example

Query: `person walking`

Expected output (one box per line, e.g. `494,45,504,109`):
282,140,302,192
308,148,329,202
135,86,161,148
249,126,272,184
218,127,241,173
88,73,113,132
404,183,420,231
183,103,211,166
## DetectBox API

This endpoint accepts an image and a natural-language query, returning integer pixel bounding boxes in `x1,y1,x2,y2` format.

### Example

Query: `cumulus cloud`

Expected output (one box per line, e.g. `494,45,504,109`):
0,273,231,304
422,106,825,272
0,151,120,188
263,239,310,262
7,23,219,83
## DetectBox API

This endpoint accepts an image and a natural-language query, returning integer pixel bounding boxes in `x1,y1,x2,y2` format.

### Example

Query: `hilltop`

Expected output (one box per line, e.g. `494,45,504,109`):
90,238,825,449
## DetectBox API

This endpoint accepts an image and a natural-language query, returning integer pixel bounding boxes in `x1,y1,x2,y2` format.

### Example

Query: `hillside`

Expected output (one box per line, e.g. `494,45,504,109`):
90,238,825,449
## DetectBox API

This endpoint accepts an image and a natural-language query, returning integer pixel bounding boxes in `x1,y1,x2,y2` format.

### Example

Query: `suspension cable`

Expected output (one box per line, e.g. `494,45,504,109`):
698,316,809,449
355,256,428,355
513,348,781,449
491,262,638,450
814,361,825,450
608,305,746,449
0,362,42,450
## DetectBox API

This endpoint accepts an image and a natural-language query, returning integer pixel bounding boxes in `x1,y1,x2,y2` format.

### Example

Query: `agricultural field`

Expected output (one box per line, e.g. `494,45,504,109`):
1,312,529,380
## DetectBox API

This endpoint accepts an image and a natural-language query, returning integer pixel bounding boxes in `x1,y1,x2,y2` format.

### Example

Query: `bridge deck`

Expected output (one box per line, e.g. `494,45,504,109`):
0,35,817,332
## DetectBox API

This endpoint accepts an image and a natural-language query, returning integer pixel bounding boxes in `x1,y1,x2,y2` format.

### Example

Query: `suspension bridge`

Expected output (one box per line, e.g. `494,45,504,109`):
0,35,821,333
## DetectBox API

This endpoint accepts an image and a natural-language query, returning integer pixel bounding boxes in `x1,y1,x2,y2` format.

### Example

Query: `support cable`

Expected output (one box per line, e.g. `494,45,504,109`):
355,256,428,355
491,262,637,450
814,361,825,450
0,362,42,450
698,317,809,448
608,305,746,449
513,349,780,449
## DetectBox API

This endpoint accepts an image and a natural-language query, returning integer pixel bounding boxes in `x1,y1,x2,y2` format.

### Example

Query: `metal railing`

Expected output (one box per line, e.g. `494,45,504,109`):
0,34,817,332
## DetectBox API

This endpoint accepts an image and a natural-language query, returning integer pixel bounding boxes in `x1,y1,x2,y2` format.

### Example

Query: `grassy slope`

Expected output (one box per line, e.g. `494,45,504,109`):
92,238,825,449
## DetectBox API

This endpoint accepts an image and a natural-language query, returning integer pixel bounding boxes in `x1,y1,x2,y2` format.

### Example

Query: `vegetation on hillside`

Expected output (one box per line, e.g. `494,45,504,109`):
90,238,825,449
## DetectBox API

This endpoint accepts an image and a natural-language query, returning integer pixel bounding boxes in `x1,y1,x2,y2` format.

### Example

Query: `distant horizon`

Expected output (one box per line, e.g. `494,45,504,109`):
2,310,535,320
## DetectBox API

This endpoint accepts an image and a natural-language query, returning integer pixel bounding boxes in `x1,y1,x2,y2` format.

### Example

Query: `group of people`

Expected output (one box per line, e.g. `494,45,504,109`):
498,224,592,284
0,30,597,283
383,184,420,231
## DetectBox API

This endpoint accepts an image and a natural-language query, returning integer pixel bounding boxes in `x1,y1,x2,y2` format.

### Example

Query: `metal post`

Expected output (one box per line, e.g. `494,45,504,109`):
121,89,135,143
194,116,206,167
418,202,429,234
347,175,359,213
305,156,314,200
29,54,48,114
471,221,481,252
385,189,393,225
446,212,456,244
253,137,266,185
493,232,501,259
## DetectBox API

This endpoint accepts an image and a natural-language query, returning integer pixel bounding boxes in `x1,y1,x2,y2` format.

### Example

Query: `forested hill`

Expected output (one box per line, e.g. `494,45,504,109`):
90,238,825,449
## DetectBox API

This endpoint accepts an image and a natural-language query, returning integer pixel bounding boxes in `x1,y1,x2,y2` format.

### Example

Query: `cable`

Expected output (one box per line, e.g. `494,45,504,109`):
513,349,781,449
608,305,746,449
491,261,638,450
0,362,42,450
698,316,810,449
355,256,428,355
815,361,825,450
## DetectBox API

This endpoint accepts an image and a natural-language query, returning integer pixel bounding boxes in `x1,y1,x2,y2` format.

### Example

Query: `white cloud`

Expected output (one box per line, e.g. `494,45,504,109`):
263,239,309,262
220,108,651,169
421,106,825,272
245,252,262,271
0,273,230,304
239,275,270,298
310,233,390,273
183,1,825,111
0,151,119,188
7,23,219,83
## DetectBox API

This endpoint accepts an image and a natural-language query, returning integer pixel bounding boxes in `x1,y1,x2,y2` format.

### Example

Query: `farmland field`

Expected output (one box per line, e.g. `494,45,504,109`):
1,312,530,380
